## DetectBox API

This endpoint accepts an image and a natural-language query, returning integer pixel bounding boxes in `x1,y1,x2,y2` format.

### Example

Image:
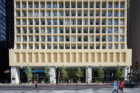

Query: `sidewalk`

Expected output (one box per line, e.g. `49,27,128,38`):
0,83,114,87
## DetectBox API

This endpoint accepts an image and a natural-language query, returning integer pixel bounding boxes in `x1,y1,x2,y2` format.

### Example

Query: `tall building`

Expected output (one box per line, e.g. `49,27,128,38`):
129,0,140,71
0,0,14,82
10,0,131,84
127,0,130,48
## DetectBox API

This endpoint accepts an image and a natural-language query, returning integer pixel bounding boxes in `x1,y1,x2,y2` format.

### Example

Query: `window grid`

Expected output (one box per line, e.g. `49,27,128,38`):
15,1,126,50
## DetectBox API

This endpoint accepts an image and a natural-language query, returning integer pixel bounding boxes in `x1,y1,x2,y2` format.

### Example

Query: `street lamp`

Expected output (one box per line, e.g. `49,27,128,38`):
135,61,138,70
127,67,129,82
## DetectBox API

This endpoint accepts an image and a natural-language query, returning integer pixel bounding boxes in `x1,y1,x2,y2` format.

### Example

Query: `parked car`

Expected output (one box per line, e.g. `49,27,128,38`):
124,82,138,88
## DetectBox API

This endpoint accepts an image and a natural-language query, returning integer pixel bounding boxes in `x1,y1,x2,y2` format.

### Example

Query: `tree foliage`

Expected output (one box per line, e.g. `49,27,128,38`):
61,65,68,82
25,64,32,81
76,67,83,81
97,64,104,80
44,65,51,79
115,64,124,80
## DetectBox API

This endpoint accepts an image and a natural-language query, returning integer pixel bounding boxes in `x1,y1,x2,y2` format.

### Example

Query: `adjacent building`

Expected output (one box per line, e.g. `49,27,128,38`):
0,0,14,82
129,0,140,71
10,0,132,84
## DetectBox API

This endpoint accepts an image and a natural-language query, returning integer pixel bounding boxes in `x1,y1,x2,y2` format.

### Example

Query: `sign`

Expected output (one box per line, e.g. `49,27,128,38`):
23,70,44,73
12,77,15,80
4,69,10,73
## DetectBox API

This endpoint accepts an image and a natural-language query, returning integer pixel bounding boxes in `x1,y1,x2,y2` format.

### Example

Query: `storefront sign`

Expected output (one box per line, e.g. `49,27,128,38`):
4,69,10,73
23,70,44,73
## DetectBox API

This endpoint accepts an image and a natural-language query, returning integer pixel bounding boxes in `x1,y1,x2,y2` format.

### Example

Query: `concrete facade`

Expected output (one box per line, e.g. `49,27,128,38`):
10,0,131,84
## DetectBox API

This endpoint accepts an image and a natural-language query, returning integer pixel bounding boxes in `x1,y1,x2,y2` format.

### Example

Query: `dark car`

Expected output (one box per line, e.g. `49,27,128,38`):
124,82,138,88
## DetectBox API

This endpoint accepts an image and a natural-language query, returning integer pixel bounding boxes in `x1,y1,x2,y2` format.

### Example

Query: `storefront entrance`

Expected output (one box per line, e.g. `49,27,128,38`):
56,67,86,83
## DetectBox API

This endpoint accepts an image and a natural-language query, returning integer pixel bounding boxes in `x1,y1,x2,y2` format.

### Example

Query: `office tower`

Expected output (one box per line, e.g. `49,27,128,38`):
0,0,14,82
10,0,131,84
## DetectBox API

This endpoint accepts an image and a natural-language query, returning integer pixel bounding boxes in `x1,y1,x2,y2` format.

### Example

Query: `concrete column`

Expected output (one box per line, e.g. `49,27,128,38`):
11,67,20,84
50,67,56,84
122,66,130,81
86,66,92,84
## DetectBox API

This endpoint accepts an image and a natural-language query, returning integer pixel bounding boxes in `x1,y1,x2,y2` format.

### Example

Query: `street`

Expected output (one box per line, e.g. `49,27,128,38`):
0,86,140,93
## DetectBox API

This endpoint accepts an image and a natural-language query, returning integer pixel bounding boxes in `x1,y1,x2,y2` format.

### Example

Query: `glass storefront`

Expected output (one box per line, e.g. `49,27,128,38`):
20,66,119,83
56,67,86,83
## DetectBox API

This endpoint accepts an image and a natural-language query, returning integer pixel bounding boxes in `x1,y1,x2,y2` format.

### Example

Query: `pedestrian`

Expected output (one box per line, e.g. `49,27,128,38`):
61,79,62,85
42,80,44,84
69,79,70,85
34,81,39,92
112,80,118,93
118,80,125,93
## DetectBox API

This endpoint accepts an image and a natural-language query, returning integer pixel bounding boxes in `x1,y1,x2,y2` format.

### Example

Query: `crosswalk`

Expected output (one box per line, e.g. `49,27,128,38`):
0,88,140,93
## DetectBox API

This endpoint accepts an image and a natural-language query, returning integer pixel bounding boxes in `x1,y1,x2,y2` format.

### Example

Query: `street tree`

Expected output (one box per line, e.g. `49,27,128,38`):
97,64,104,82
61,65,68,82
76,67,83,81
44,65,51,82
25,64,32,82
115,64,124,81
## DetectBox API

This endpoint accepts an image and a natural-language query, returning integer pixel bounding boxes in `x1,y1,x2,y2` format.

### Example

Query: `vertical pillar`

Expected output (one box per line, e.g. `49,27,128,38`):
86,66,92,84
50,67,56,84
122,66,130,81
11,67,20,84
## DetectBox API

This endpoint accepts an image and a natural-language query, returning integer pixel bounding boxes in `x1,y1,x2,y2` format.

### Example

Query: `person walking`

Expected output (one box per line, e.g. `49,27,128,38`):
118,80,125,93
69,79,70,85
34,81,39,92
112,80,118,93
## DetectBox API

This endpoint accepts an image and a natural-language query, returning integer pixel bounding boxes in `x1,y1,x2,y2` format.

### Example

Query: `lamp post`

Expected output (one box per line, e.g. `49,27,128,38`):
127,67,129,82
135,61,138,71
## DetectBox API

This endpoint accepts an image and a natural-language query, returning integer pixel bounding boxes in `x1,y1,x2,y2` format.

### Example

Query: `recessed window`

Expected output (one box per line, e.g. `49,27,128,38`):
108,3,112,8
41,11,45,16
29,3,32,8
35,28,39,33
114,3,118,8
65,44,70,49
102,36,106,41
17,36,21,41
114,28,118,33
41,28,45,33
59,2,63,8
47,11,51,16
47,3,51,8
35,3,39,8
53,3,57,8
41,19,45,25
108,19,112,25
16,3,20,8
96,3,100,8
96,36,100,42
102,28,106,33
114,36,118,42
29,36,33,42
108,11,112,16
114,44,118,49
77,2,82,8
114,11,118,17
114,19,118,25
41,3,45,8
108,28,112,33
108,44,112,49
41,36,45,42
71,2,76,8
53,36,57,42
120,28,124,33
108,36,112,42
47,36,51,42
120,3,124,8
